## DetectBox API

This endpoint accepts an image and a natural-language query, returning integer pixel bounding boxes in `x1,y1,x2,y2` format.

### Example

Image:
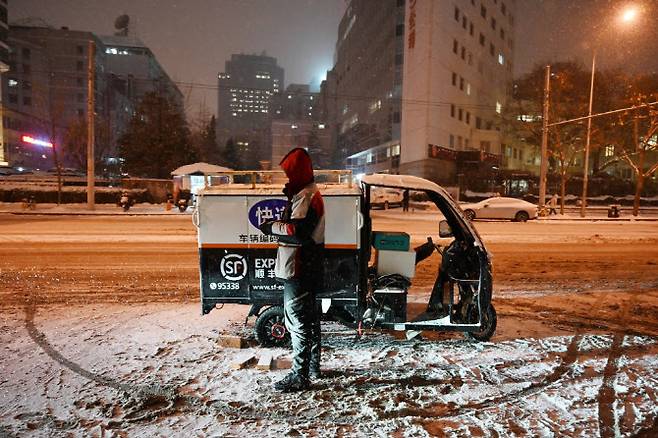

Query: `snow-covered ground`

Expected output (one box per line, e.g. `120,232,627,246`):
1,304,658,437
1,214,657,436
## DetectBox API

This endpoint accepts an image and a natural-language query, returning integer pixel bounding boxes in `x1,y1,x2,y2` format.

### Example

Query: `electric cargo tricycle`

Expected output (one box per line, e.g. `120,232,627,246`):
193,171,496,346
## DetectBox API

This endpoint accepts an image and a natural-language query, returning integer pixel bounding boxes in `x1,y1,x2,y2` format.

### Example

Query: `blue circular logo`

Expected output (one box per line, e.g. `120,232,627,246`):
249,199,288,229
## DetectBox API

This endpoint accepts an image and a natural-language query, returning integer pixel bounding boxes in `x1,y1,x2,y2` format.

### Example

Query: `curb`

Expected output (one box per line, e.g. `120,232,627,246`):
536,217,658,222
1,211,191,217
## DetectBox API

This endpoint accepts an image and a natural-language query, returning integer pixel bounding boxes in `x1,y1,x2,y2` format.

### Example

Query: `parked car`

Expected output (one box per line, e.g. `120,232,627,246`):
371,188,403,209
460,197,538,222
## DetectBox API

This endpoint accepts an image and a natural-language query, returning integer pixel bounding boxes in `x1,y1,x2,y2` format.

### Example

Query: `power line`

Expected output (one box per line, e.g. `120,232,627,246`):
16,67,502,112
548,101,658,127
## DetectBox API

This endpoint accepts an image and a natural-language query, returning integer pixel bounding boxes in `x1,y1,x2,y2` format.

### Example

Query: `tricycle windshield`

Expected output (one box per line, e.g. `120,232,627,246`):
360,174,486,250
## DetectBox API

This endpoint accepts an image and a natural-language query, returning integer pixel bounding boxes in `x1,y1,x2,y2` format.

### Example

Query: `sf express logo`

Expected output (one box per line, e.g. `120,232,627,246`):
220,253,247,281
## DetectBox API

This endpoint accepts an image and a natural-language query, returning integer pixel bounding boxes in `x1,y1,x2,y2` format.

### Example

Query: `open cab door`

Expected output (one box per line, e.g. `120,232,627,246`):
360,174,496,341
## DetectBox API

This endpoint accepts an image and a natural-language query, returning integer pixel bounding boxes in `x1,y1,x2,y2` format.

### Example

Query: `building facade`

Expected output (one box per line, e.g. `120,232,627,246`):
217,53,284,168
273,83,318,121
328,0,516,186
323,0,405,167
100,34,183,109
271,120,330,168
1,24,179,171
1,26,108,170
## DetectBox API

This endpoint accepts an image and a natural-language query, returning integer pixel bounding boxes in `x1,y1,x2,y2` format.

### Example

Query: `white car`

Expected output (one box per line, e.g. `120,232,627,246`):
371,188,403,209
460,197,538,222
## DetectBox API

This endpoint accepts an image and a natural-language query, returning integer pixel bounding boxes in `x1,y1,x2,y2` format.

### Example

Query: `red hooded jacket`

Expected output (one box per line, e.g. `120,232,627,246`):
268,148,325,280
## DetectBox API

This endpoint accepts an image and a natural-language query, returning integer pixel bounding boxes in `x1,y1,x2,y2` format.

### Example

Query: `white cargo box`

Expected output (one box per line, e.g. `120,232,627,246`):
195,184,363,250
377,249,416,279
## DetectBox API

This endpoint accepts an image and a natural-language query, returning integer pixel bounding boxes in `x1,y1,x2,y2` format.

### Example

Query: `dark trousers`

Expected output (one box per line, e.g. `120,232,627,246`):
283,278,321,377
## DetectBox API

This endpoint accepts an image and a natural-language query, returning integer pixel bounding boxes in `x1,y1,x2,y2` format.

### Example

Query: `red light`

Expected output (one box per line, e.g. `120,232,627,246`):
22,135,53,148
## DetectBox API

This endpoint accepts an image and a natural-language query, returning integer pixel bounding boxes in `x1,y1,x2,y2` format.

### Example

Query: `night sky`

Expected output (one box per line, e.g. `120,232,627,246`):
13,0,657,119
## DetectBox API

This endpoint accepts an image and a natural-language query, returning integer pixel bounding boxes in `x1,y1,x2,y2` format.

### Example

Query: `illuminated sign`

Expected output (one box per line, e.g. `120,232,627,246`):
22,135,53,148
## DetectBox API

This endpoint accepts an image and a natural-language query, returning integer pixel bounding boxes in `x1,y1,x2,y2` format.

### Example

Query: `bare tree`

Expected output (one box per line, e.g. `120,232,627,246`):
510,62,592,213
61,116,110,171
615,102,658,216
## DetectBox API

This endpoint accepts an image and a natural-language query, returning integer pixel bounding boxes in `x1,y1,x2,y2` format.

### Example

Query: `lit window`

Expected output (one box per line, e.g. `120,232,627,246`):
466,83,471,95
310,96,314,100
291,124,298,129
8,79,18,87
318,124,325,129
496,101,502,114
604,145,615,157
648,135,658,148
498,53,505,65
232,112,237,116
288,95,292,99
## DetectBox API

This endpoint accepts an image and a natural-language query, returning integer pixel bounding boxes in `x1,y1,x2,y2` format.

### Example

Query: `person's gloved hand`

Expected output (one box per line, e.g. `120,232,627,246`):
260,220,274,235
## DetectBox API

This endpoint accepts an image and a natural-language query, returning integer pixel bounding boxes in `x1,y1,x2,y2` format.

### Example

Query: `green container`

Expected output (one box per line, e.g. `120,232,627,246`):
372,231,410,251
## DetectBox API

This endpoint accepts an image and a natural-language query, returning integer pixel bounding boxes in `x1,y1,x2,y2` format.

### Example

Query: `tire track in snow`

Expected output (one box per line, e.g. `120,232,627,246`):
598,332,624,438
21,297,203,428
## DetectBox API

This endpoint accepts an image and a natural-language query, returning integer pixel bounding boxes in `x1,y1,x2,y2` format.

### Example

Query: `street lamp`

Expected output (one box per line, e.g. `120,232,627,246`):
620,6,638,23
580,5,641,217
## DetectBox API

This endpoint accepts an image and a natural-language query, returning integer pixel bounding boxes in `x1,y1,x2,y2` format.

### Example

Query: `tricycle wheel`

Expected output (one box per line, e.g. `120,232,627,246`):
464,304,497,342
255,306,290,348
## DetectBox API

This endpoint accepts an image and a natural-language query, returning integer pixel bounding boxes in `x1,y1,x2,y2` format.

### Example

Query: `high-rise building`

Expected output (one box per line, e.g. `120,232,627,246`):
325,0,516,186
100,34,183,109
1,25,107,170
323,0,405,166
271,120,330,168
217,53,284,167
399,0,515,184
273,83,318,121
1,24,180,171
269,83,329,168
100,34,183,167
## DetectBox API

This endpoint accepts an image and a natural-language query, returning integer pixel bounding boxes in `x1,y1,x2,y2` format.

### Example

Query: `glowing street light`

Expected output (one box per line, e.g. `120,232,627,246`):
579,5,641,217
620,6,638,23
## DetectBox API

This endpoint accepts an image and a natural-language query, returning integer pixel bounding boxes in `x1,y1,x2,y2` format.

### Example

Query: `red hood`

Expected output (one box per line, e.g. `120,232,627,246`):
280,148,314,195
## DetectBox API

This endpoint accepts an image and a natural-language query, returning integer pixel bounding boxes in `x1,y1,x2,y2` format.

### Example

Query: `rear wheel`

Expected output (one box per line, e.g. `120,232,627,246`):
514,211,529,222
255,306,290,347
464,304,497,342
464,209,476,221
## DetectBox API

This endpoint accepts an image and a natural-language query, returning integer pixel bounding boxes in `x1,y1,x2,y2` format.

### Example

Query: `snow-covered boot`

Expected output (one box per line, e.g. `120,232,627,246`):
273,372,310,392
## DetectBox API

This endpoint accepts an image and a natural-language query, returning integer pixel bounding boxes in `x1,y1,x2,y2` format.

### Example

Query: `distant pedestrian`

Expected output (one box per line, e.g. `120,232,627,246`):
548,193,558,215
402,189,410,212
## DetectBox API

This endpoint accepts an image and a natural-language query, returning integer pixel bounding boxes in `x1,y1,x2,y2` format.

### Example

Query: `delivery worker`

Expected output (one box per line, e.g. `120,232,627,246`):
259,148,324,392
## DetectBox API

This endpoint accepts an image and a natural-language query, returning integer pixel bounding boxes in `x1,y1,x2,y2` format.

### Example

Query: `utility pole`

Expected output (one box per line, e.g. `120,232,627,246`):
87,40,95,210
538,65,551,212
580,52,596,217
